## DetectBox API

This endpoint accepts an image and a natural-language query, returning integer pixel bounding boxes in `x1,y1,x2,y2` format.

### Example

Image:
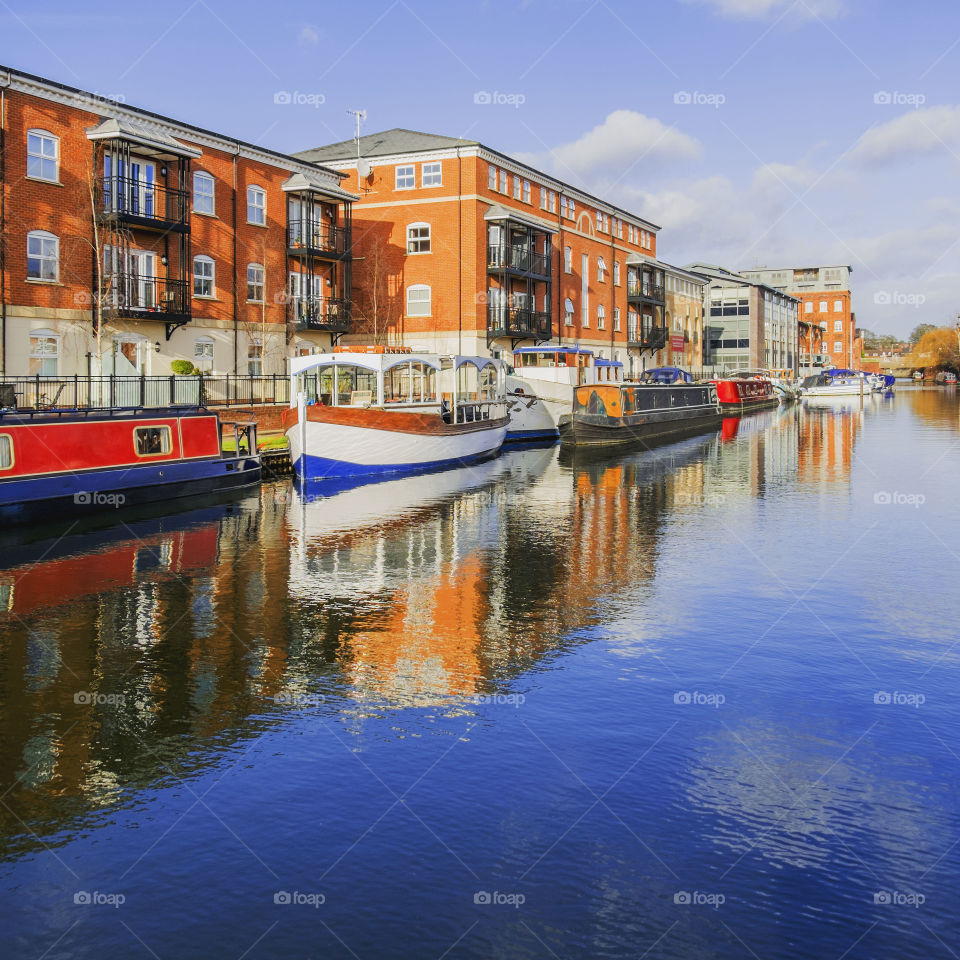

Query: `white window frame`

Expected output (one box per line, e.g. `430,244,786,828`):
26,230,59,282
193,255,215,298
29,328,60,376
395,165,416,190
613,307,621,332
488,165,497,191
499,169,508,194
194,336,215,373
513,177,522,200
833,340,843,353
540,186,548,210
406,283,431,317
805,301,813,314
597,305,606,330
193,171,215,215
247,262,265,302
421,162,442,187
248,337,263,376
247,185,266,225
568,199,575,218
27,129,59,182
834,299,843,312
819,300,828,312
596,210,603,231
834,319,843,333
549,190,556,213
522,180,531,204
564,246,572,273
406,222,431,254
597,256,606,283
614,261,621,286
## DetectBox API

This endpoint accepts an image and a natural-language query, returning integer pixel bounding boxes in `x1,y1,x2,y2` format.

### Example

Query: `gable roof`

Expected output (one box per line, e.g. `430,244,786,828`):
295,128,479,164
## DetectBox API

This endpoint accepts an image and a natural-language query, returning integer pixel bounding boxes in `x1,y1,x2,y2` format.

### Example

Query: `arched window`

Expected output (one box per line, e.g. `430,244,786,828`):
27,129,59,182
597,256,606,282
247,185,266,225
193,255,215,298
406,222,431,254
194,336,215,373
406,284,431,317
29,328,59,376
246,263,265,302
26,231,59,282
193,171,215,215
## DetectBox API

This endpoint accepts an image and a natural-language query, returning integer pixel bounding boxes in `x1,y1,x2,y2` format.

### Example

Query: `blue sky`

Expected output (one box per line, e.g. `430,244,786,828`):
3,0,959,337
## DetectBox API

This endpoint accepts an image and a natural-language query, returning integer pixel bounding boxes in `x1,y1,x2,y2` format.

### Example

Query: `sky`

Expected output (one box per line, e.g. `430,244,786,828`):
3,0,959,338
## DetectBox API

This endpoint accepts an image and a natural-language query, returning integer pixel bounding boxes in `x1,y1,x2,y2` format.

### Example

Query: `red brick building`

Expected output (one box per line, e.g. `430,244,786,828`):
0,65,355,379
296,130,668,376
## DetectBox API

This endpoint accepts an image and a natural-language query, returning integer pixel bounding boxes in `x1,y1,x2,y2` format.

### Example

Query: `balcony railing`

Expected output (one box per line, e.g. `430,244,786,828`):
100,176,189,230
487,305,552,341
287,220,346,257
102,274,190,318
626,279,665,302
628,324,669,352
288,296,351,332
487,245,552,277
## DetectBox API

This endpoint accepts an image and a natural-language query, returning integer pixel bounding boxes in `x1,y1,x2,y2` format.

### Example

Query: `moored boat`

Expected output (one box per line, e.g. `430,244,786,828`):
0,407,261,525
558,379,721,448
711,372,779,413
799,372,867,398
935,370,957,385
284,350,509,480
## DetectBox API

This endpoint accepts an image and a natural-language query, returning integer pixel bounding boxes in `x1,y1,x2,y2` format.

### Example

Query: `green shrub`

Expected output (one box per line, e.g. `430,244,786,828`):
171,359,198,376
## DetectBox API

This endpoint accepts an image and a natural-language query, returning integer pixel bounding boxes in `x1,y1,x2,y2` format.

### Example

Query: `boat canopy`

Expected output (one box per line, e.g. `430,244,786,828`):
642,366,693,384
595,358,623,368
513,345,594,356
454,356,500,371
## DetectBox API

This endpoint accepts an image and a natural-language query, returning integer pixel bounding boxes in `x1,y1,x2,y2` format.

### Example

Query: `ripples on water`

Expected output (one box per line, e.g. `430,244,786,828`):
1,387,958,959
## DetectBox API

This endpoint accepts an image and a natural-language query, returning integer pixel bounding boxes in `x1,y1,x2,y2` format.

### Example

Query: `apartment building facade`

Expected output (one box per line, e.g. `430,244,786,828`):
295,129,667,377
662,262,706,371
688,264,800,374
0,66,355,380
740,265,856,370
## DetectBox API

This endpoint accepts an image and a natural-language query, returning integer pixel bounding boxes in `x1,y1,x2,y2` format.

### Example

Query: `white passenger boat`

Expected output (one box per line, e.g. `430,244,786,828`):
506,345,623,442
799,372,867,398
284,348,509,480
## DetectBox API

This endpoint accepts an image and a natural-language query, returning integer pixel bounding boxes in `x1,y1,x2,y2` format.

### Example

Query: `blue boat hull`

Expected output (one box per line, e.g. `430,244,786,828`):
295,447,499,482
0,457,261,525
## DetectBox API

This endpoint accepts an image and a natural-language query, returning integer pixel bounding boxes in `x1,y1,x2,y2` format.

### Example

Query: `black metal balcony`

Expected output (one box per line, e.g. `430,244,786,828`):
628,324,668,352
103,274,190,320
626,279,665,303
100,177,189,232
487,305,552,341
487,245,552,278
287,220,347,258
288,296,351,333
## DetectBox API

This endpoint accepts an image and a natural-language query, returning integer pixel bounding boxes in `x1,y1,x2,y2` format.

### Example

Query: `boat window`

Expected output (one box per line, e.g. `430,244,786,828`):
134,426,172,457
621,389,635,415
479,364,498,400
409,362,438,402
334,364,378,405
0,435,12,470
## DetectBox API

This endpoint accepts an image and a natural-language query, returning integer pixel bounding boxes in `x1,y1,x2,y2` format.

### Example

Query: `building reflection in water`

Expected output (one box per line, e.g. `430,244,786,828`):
0,404,869,857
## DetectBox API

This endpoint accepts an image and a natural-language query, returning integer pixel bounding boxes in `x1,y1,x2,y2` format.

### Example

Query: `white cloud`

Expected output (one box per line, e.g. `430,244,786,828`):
681,0,844,19
851,106,960,167
520,110,700,181
298,24,320,45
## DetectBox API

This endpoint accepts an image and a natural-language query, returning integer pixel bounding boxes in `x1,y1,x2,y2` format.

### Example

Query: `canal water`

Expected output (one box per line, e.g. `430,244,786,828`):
1,387,958,959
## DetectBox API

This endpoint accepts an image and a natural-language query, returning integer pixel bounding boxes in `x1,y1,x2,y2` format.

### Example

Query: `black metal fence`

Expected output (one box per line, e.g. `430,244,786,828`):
1,375,290,411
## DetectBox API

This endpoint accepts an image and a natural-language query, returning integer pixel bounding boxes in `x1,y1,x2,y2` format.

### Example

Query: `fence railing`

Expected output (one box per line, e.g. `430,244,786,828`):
1,375,291,411
100,176,189,227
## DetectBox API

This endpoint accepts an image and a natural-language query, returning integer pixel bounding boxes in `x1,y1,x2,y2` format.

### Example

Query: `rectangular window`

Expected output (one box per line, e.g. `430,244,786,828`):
834,341,843,353
549,190,556,213
597,257,606,282
565,310,573,327
407,224,431,253
27,131,59,182
540,187,548,210
397,165,416,190
819,300,828,312
422,162,442,187
247,185,266,225
499,169,508,194
596,210,603,230
522,180,531,204
194,339,214,373
194,258,215,298
407,285,431,316
247,263,265,302
568,199,575,218
193,172,215,215
134,426,172,457
564,246,572,273
27,233,58,282
613,307,621,331
834,299,843,312
248,341,263,376
804,301,813,313
0,435,12,470
514,178,522,200
488,165,497,191
561,197,568,218
834,320,843,332
614,261,621,286
597,306,605,330
29,334,58,375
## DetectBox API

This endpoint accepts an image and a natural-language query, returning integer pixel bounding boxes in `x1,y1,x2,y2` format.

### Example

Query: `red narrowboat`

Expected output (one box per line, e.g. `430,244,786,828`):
710,374,779,414
0,408,261,525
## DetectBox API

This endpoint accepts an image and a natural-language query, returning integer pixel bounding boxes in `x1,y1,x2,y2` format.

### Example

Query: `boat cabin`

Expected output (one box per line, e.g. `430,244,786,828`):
572,381,717,418
641,366,693,385
289,351,506,423
512,345,623,386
